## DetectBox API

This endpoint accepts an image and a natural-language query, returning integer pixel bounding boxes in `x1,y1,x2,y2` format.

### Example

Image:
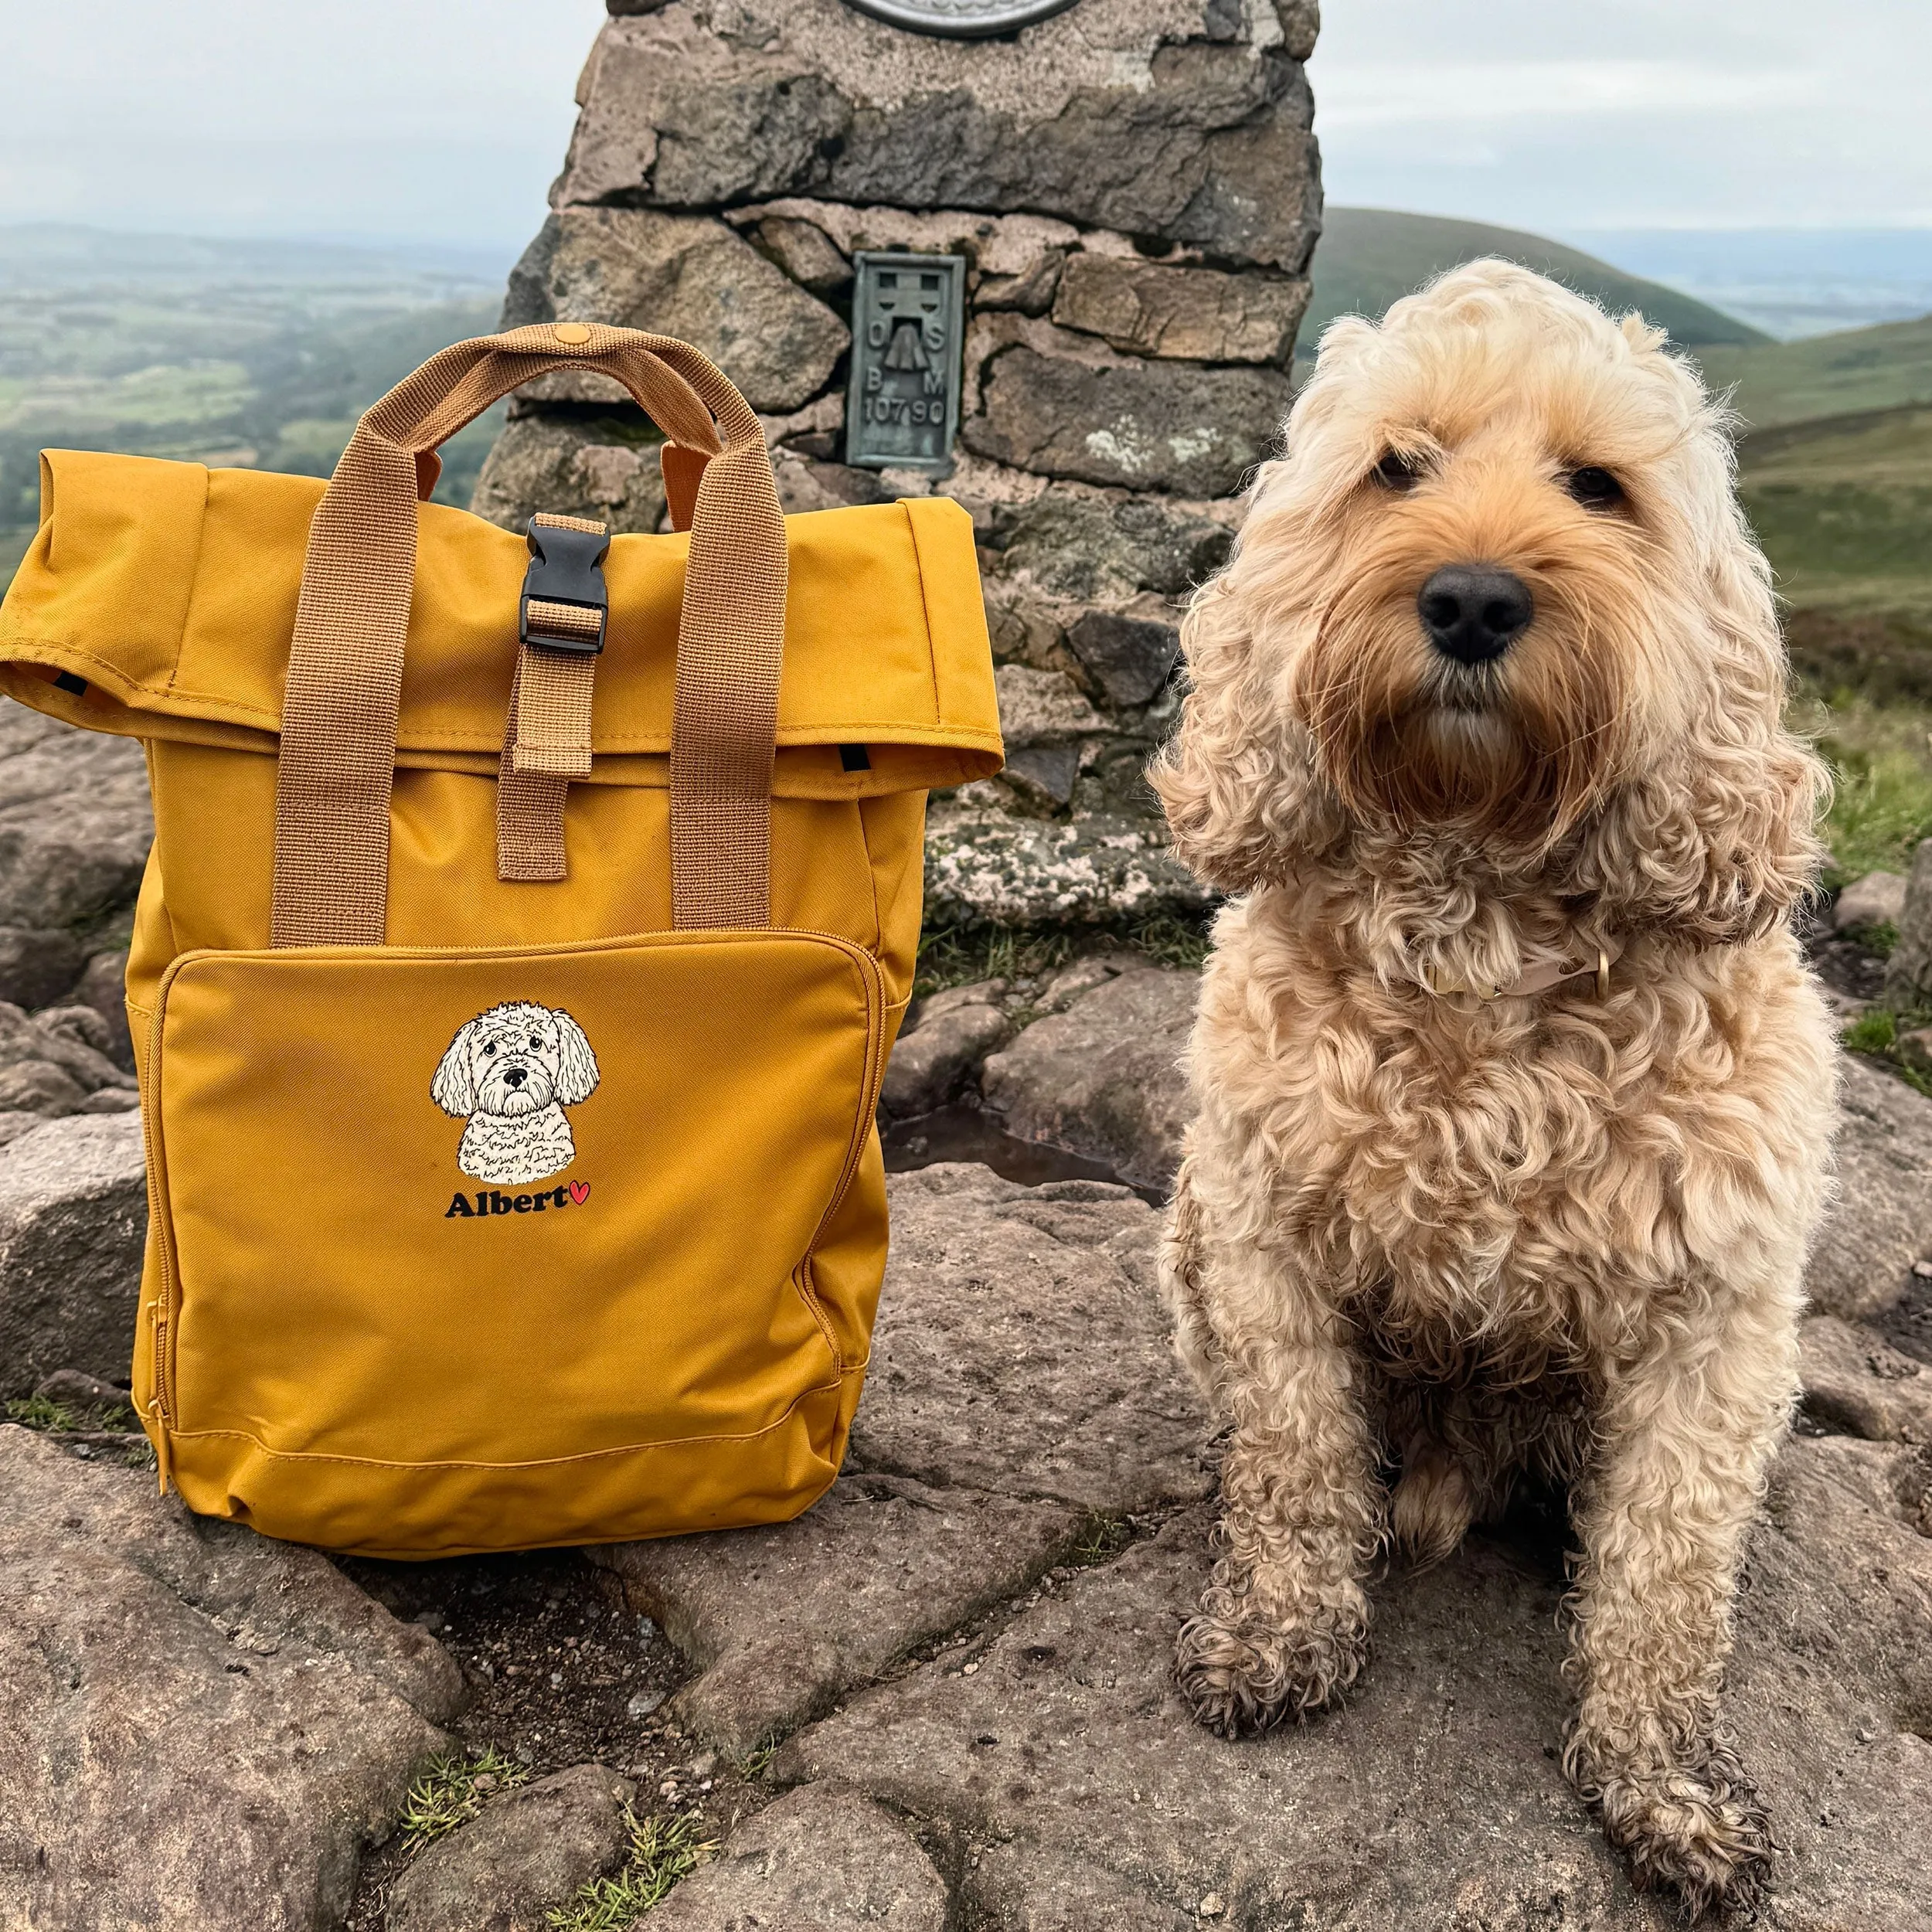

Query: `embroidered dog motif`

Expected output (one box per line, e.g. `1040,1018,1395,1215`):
430,1002,600,1185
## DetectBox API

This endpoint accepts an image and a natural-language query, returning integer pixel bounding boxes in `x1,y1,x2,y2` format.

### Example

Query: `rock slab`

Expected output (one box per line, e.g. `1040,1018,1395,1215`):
0,1425,464,1932
386,1762,637,1932
777,1435,1932,1932
981,966,1197,1191
0,1111,146,1398
651,1784,949,1932
1809,1053,1932,1320
0,709,151,934
589,1165,1210,1753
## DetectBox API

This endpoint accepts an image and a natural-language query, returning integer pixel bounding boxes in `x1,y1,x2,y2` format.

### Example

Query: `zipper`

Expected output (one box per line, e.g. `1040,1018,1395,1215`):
137,978,181,1492
788,930,889,1365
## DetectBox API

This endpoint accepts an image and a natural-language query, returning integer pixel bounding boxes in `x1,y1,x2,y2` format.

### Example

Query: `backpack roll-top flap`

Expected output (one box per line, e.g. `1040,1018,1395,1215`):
0,448,1002,799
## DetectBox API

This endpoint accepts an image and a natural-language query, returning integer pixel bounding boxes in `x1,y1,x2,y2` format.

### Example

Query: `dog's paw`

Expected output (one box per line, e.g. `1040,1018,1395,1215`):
1173,1606,1367,1738
1590,1747,1771,1920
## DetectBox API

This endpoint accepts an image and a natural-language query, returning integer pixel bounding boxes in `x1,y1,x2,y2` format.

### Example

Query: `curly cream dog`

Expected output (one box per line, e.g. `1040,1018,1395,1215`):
430,1002,600,1186
1151,260,1835,1913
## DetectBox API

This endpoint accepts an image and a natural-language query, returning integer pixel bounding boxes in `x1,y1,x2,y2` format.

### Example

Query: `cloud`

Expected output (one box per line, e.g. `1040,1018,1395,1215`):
1310,0,1932,230
1317,59,1815,131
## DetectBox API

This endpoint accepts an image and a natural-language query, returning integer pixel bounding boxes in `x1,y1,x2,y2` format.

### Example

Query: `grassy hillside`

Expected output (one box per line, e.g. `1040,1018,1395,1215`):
1689,319,1932,689
0,225,507,586
1303,207,1770,355
1699,315,1932,431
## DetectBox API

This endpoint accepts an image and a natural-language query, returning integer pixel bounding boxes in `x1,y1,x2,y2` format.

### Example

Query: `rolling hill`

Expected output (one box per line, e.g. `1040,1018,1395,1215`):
1302,207,1771,355
0,224,507,584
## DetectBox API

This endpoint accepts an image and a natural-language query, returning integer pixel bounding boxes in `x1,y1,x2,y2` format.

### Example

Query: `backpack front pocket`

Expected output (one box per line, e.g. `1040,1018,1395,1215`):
141,928,885,1553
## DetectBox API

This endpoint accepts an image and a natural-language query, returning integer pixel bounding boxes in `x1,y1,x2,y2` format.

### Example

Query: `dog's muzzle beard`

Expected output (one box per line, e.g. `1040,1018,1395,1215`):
482,1061,554,1117
1296,601,1627,849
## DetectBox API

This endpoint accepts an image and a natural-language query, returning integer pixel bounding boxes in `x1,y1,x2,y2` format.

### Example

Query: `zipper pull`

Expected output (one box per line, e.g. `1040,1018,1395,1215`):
148,1403,173,1495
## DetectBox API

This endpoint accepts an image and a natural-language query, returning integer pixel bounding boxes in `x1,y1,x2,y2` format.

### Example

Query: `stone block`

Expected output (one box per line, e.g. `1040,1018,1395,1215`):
1052,253,1308,362
0,926,83,1012
0,710,151,934
880,999,1014,1119
1808,1054,1932,1320
964,345,1291,495
559,2,1320,274
990,482,1236,605
1067,605,1181,706
471,415,668,536
0,1112,147,1396
64,951,134,1070
750,213,852,296
651,1785,949,1932
852,1165,1210,1510
774,1434,1932,1930
1885,837,1932,1008
0,998,138,1112
923,801,1211,927
499,207,848,416
1834,868,1907,935
1799,1312,1932,1444
591,1471,1080,1752
994,664,1109,746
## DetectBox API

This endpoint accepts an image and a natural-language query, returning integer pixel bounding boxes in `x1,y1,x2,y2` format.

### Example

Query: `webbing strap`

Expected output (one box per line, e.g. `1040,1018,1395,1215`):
496,648,572,883
493,512,605,880
269,321,786,945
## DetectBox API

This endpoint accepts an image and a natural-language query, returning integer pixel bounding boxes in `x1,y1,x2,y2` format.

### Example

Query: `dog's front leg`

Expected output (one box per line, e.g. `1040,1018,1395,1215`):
1564,1279,1798,1913
1172,1230,1379,1737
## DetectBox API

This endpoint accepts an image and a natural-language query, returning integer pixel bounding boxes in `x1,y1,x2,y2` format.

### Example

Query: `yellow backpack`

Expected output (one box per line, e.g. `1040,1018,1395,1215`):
0,325,1002,1558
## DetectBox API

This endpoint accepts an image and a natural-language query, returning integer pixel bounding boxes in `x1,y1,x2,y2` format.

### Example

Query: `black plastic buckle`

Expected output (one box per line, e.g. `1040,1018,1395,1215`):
520,516,611,654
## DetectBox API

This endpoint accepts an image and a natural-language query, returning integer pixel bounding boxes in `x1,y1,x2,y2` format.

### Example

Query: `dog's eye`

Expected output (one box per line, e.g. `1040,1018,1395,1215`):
1565,466,1624,510
529,1036,544,1049
1372,450,1423,492
482,1042,496,1056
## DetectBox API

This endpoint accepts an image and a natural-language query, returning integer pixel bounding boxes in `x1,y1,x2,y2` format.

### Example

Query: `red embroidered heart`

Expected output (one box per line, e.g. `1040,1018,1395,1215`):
568,1181,590,1206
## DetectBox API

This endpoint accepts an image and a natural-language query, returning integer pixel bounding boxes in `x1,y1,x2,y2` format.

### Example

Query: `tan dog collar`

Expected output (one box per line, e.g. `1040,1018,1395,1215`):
1426,934,1624,1002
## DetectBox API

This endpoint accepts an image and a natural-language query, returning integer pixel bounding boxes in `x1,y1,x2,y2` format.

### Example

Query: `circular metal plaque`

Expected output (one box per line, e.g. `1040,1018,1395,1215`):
841,0,1081,36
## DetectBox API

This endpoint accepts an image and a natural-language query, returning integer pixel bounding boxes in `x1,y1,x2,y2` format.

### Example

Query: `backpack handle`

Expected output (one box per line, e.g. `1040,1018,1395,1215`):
269,322,787,947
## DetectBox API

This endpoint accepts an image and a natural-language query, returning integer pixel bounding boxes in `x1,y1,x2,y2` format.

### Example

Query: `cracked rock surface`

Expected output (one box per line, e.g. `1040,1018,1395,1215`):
0,1424,464,1932
773,1433,1932,1932
651,1784,950,1932
590,1165,1210,1753
385,1763,637,1932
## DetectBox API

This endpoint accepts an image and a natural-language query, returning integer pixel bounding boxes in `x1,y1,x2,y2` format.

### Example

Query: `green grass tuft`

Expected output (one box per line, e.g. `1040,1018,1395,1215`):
1844,917,1902,957
913,910,1213,999
5,1395,76,1430
1070,1512,1134,1567
1842,1011,1897,1055
546,1809,718,1930
1808,695,1932,885
398,1748,531,1853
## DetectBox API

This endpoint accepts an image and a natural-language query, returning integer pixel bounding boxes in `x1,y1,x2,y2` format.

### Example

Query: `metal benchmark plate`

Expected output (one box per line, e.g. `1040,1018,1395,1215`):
845,253,966,472
841,0,1081,37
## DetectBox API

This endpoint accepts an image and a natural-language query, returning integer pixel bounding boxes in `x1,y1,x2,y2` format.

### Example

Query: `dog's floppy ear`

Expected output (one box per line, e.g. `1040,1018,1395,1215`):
1149,574,1332,892
430,1022,478,1117
551,1009,600,1107
1576,553,1827,944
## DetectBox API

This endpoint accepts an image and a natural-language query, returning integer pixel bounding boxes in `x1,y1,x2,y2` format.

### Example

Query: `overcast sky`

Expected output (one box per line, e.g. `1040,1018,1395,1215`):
0,1,1927,258
1313,0,1932,236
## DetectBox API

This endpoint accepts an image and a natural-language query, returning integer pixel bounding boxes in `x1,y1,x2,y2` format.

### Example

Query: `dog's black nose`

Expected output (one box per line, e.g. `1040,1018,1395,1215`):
503,1066,527,1087
1417,564,1533,665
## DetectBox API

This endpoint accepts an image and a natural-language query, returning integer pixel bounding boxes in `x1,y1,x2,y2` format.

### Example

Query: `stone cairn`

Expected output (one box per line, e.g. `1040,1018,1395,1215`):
472,0,1321,929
